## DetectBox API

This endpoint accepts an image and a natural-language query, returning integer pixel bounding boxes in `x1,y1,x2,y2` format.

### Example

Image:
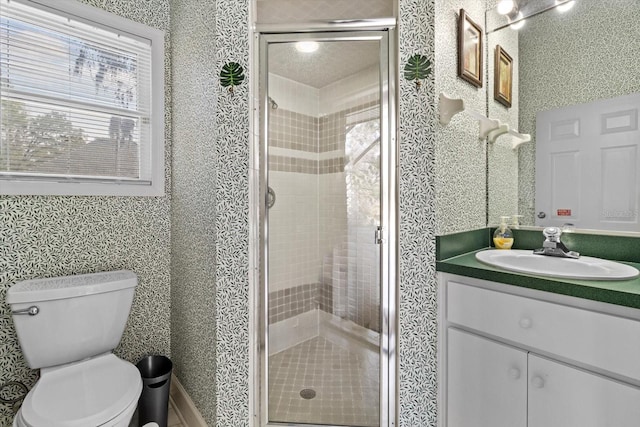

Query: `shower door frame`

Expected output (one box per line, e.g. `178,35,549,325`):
254,26,398,427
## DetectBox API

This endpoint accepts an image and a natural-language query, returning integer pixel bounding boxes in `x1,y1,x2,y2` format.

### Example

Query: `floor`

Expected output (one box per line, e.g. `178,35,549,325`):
129,397,186,427
268,336,379,426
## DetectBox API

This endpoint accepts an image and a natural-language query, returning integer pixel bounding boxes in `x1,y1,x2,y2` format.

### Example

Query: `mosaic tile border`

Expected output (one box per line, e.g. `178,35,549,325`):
269,155,317,174
270,102,380,154
268,282,333,324
270,109,319,153
268,155,345,174
319,158,345,174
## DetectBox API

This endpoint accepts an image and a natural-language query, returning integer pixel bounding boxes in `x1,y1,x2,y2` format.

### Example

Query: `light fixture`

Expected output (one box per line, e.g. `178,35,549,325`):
556,0,575,13
295,41,319,53
510,12,526,30
497,0,515,15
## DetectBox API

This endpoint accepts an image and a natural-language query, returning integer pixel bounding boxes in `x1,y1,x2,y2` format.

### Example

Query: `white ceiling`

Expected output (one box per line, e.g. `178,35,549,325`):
268,40,380,88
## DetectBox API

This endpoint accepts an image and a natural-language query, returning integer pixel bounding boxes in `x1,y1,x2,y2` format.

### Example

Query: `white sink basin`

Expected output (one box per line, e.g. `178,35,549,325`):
476,249,639,281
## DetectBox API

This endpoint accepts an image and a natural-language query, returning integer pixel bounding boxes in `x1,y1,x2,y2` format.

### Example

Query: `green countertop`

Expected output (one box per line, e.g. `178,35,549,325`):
437,249,640,310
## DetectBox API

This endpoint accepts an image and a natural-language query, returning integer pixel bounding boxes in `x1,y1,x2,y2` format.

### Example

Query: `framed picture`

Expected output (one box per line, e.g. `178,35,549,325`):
494,45,513,107
458,9,483,88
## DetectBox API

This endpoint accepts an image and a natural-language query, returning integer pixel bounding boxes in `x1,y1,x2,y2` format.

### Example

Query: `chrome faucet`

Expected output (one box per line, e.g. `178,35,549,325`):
533,227,580,258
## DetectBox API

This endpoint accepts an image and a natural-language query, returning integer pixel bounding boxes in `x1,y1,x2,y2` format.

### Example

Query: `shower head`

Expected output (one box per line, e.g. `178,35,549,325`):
268,97,278,110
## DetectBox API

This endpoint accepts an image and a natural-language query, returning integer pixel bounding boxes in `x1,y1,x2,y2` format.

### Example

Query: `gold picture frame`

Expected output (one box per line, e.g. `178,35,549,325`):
494,45,513,108
458,9,483,88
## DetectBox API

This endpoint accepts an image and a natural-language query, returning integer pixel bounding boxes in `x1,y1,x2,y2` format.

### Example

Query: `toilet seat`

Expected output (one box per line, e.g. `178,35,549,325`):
18,353,142,427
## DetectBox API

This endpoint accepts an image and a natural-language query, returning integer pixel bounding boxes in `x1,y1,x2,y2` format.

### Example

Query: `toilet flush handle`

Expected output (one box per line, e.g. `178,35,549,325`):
12,306,39,316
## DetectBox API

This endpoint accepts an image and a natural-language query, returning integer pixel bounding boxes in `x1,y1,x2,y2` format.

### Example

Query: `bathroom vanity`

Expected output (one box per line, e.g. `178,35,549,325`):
437,245,640,427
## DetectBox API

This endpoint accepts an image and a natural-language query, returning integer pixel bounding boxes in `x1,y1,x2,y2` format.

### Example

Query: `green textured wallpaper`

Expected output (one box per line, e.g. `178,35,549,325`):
169,0,217,424
0,1,171,424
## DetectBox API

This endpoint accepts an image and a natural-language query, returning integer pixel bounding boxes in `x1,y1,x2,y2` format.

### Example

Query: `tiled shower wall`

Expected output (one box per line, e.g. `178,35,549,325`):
268,107,322,294
267,101,336,324
321,99,381,332
267,71,381,333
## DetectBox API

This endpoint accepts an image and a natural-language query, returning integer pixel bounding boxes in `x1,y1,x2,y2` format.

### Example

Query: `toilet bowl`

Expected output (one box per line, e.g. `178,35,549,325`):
7,271,142,427
13,354,141,427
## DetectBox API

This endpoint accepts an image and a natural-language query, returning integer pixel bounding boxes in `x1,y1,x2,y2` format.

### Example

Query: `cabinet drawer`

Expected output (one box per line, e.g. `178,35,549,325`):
447,281,640,381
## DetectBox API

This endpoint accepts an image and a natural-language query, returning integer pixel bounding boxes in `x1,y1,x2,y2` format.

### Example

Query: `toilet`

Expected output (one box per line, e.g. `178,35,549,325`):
7,270,142,427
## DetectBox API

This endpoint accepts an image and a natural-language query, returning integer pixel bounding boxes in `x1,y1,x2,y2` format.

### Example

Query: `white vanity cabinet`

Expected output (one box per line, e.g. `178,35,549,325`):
439,273,640,427
447,328,527,427
528,354,640,427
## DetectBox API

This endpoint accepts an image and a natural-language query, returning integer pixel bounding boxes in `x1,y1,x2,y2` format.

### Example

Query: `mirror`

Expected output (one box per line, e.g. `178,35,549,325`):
486,0,640,233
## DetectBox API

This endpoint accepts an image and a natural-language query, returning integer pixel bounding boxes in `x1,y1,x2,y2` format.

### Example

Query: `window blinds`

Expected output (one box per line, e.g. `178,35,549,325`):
0,0,154,184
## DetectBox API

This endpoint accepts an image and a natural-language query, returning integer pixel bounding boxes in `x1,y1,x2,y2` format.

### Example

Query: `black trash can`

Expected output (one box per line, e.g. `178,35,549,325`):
136,355,173,427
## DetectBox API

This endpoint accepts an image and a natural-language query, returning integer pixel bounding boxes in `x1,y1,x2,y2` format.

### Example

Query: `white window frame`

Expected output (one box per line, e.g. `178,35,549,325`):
0,0,165,196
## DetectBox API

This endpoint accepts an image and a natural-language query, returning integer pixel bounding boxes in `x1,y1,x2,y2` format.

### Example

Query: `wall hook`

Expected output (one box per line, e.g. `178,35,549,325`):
507,129,531,149
439,92,531,146
404,54,432,90
486,122,509,144
220,62,245,93
439,92,501,139
439,93,465,125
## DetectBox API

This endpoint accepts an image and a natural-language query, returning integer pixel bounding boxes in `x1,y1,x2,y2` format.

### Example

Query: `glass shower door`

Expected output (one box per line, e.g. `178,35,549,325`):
260,31,392,427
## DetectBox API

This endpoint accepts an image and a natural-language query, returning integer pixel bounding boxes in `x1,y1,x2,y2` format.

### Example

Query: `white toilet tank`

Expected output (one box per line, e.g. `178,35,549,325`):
7,270,137,369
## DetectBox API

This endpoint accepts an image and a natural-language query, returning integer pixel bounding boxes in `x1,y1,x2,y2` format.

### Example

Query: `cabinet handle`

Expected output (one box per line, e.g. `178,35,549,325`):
508,368,521,380
519,317,532,329
531,376,545,389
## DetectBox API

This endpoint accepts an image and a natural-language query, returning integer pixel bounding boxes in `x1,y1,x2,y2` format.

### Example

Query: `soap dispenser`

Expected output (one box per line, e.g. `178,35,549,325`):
511,214,523,229
493,216,514,249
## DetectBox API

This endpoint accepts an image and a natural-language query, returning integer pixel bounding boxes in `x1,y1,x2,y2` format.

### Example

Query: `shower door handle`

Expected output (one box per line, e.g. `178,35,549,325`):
266,186,276,209
375,226,383,244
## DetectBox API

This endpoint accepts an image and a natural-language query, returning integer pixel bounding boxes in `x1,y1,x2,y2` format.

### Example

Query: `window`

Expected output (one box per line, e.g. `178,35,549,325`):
345,106,380,226
0,0,164,196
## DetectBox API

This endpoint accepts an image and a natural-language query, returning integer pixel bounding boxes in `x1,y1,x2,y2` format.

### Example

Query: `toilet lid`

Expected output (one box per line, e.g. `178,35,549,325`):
21,354,142,427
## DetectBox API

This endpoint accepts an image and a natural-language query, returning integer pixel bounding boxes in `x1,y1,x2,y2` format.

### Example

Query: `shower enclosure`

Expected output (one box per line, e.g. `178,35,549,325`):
257,29,396,427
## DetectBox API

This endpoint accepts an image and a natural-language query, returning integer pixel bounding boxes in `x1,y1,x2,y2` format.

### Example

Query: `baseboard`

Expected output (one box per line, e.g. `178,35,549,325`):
170,374,208,427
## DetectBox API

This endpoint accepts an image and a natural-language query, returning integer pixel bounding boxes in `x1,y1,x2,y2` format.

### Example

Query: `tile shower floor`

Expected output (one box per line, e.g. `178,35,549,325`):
268,336,379,426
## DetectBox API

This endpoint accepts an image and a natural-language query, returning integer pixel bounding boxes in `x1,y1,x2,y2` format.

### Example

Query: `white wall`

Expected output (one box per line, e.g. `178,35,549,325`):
268,73,319,117
268,171,321,292
319,65,379,116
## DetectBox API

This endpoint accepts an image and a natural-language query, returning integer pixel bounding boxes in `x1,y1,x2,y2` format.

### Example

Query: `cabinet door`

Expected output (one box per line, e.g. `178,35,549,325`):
447,328,527,427
528,354,640,427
